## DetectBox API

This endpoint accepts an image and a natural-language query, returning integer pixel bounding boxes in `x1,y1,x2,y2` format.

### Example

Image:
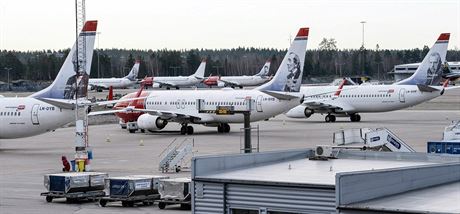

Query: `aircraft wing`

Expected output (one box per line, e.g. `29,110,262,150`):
443,73,460,79
302,99,354,112
218,79,241,87
137,108,217,123
154,80,178,88
88,109,126,116
89,107,214,123
89,83,109,89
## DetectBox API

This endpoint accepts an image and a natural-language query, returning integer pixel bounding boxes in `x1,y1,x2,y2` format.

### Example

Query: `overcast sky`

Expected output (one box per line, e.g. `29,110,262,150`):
0,0,458,51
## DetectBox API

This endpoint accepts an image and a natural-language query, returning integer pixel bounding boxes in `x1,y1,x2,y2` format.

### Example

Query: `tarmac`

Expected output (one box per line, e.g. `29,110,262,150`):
0,88,459,214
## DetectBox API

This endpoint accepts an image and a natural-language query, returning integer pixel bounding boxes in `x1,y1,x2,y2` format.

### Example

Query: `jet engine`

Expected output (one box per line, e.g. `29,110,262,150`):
285,105,314,118
137,114,168,131
217,81,226,87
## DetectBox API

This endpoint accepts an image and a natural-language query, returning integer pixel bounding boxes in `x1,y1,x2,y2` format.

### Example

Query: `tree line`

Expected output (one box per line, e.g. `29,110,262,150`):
1,41,459,83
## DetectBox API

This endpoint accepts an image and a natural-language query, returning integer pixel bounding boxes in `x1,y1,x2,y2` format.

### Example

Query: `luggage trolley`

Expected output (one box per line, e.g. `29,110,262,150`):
98,175,169,207
157,177,191,210
41,172,107,203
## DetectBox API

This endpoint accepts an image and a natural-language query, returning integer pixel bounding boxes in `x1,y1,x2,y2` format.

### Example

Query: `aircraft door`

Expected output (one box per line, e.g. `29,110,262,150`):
176,99,180,109
256,95,263,112
181,99,185,109
399,88,406,103
31,104,40,125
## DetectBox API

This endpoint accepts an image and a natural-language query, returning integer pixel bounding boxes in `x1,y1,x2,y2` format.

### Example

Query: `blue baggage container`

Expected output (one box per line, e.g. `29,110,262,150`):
427,141,460,154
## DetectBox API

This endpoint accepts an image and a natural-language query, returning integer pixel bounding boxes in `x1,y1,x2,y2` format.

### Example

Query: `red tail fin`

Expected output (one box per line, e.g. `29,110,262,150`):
108,86,113,101
129,83,145,107
334,78,347,96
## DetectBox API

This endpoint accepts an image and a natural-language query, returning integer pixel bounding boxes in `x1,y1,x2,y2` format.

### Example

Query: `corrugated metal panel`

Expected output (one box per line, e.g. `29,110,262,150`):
227,184,336,213
194,182,224,214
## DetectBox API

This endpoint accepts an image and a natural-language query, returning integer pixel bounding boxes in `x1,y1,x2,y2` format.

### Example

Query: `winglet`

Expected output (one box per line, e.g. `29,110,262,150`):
334,78,347,96
437,33,450,43
82,20,98,32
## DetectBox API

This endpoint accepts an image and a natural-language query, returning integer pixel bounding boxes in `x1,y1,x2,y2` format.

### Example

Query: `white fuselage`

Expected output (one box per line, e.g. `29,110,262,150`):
288,84,442,116
220,76,270,87
153,76,201,88
0,97,74,139
143,88,301,124
89,77,135,89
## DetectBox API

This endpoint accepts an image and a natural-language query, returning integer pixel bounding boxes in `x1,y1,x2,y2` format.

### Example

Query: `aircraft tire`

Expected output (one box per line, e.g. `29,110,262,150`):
180,126,187,135
330,115,336,122
217,125,224,133
223,123,231,133
186,126,194,135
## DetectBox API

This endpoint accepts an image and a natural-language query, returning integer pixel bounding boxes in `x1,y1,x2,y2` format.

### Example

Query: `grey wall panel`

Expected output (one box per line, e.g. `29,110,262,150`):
192,149,313,178
336,162,460,206
194,182,224,214
226,184,336,213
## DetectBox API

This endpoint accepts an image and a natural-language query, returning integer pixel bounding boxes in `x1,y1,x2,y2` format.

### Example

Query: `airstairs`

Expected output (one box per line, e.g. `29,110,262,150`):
443,121,460,141
333,127,416,152
159,138,194,173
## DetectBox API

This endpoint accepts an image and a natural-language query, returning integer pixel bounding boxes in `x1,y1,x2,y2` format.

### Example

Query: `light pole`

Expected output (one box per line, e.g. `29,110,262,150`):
360,21,366,48
96,32,101,78
360,21,367,75
4,67,12,91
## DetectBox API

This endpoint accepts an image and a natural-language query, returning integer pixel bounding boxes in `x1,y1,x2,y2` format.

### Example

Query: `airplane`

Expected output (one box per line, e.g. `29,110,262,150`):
90,27,310,135
203,61,272,88
112,82,150,132
285,33,459,123
0,21,98,139
88,61,140,91
152,60,206,89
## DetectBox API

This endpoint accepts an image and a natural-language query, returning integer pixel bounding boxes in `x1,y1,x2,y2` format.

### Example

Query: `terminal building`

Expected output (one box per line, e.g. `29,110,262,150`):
191,149,460,214
390,61,460,82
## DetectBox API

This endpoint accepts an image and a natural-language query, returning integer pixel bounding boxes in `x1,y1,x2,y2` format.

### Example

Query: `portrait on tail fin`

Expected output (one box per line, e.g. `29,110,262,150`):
284,52,301,92
425,52,442,85
63,51,90,99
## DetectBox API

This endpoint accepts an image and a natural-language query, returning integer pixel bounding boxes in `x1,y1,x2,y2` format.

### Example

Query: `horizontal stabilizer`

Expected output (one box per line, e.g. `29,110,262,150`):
261,90,301,100
417,84,439,92
37,98,75,109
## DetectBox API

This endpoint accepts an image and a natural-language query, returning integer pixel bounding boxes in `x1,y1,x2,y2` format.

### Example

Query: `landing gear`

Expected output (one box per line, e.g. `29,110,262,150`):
350,114,361,122
176,86,180,90
217,123,231,133
180,124,194,135
325,114,336,123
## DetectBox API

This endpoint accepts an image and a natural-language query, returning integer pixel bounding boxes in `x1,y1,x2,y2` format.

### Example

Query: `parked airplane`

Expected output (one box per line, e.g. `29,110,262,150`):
88,61,140,91
90,27,310,134
0,21,98,139
286,33,458,123
112,83,150,132
152,60,206,89
203,61,272,88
